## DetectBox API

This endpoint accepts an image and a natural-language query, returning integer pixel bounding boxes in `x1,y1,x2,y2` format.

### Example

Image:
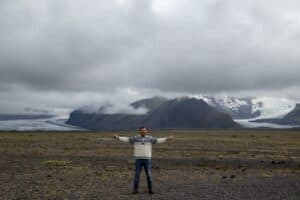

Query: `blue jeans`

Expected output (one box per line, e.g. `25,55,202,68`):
133,159,153,191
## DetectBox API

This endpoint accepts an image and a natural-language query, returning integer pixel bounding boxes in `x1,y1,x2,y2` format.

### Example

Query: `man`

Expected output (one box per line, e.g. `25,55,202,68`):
113,126,174,195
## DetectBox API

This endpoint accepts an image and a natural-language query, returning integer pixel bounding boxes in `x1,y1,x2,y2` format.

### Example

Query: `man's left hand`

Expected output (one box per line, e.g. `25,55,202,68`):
167,136,174,140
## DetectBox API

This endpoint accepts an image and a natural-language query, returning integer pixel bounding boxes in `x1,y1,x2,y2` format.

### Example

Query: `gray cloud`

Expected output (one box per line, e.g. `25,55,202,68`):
1,0,300,113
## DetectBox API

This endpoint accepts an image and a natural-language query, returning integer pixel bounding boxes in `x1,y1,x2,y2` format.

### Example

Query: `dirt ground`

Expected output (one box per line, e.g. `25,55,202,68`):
0,130,299,200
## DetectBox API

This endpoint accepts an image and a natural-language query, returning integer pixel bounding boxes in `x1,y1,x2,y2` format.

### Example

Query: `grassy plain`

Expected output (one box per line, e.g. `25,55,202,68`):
0,130,299,199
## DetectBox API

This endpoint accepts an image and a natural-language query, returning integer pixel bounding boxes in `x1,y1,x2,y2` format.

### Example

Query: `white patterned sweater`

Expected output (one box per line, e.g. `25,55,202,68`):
117,135,167,159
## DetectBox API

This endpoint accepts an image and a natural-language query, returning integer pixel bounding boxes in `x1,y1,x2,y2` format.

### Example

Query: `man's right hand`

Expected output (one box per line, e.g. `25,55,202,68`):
113,134,119,139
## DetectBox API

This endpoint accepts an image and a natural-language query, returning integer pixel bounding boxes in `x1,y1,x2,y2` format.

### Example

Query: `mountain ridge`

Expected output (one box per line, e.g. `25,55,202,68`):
66,97,240,130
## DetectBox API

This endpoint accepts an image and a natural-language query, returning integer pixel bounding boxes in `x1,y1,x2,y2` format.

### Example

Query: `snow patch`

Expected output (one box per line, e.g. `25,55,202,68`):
192,94,296,120
251,97,296,119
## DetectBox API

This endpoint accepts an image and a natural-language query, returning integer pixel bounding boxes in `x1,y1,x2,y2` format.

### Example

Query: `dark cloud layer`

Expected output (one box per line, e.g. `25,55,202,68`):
1,0,300,113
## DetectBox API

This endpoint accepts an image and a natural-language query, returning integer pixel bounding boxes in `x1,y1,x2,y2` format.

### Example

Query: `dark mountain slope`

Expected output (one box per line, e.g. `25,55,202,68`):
66,97,240,130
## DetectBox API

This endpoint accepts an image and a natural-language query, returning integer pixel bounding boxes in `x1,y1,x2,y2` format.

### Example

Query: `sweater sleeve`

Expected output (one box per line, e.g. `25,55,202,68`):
118,136,136,143
118,136,129,143
151,136,167,144
156,137,167,144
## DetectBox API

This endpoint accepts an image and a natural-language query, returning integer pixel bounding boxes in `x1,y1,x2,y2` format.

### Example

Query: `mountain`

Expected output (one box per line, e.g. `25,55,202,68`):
199,95,295,120
201,96,260,119
130,96,167,111
66,97,240,130
141,97,239,129
251,104,300,125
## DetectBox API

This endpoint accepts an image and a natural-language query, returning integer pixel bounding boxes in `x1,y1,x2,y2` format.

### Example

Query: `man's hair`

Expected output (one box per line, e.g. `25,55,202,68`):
139,126,146,130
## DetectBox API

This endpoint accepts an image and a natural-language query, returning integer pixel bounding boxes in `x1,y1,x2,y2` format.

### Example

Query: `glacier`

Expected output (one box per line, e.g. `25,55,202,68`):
0,116,85,131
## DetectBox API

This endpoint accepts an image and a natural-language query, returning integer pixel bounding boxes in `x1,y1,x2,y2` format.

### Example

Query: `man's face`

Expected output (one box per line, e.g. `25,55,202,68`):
139,128,147,136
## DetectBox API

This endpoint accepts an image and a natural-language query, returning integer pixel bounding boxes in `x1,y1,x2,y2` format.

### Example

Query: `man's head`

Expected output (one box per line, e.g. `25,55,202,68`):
139,126,148,137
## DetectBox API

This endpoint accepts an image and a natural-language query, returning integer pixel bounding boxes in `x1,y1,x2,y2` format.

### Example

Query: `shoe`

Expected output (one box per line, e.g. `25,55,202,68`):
148,190,154,195
132,190,138,194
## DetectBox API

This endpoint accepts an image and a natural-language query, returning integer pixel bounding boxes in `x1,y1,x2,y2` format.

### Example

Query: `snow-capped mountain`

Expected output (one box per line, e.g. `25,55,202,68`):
192,95,296,120
1,95,297,131
72,95,297,121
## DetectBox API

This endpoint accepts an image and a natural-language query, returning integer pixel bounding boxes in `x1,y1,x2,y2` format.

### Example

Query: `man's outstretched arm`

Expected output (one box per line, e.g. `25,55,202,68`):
113,134,129,142
153,136,174,144
113,134,135,143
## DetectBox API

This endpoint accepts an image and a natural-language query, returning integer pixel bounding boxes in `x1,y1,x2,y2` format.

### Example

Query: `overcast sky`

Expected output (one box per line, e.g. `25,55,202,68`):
1,0,300,114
